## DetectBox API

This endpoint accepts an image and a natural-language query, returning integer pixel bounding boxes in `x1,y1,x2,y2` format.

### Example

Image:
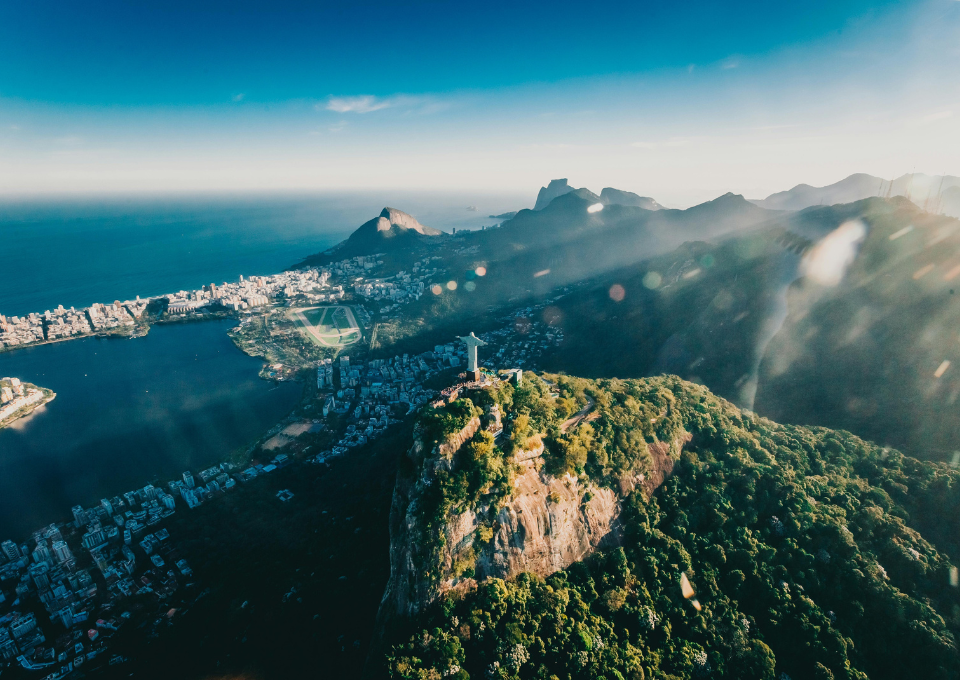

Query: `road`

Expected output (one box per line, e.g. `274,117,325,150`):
560,395,597,433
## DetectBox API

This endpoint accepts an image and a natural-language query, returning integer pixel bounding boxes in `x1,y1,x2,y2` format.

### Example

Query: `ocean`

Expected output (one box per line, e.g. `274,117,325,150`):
0,191,526,318
0,191,524,541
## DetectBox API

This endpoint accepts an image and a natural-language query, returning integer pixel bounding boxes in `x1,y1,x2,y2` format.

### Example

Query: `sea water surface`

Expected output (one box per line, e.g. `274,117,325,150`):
0,191,525,317
0,320,301,541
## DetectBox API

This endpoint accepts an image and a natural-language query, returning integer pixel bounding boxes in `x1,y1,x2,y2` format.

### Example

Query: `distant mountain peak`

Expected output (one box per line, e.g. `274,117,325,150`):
534,179,575,210
752,172,960,213
599,187,663,210
374,207,442,236
308,206,444,262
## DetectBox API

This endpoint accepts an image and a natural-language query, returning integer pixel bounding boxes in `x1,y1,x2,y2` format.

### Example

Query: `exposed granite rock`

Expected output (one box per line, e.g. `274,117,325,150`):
319,206,444,262
600,187,663,211
378,417,690,621
376,207,442,236
534,179,576,210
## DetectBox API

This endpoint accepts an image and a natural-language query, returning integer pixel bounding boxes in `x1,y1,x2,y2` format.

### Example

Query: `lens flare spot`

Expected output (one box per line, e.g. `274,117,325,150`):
913,264,935,280
475,266,487,277
464,281,476,292
802,220,866,286
682,268,701,280
680,572,696,599
642,272,662,289
543,306,563,325
534,269,550,278
587,203,604,213
431,284,443,295
935,360,951,378
446,280,458,291
889,225,913,241
609,284,626,302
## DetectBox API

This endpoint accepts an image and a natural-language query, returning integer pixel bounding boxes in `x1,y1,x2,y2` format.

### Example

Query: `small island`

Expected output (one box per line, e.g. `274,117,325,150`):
0,377,55,428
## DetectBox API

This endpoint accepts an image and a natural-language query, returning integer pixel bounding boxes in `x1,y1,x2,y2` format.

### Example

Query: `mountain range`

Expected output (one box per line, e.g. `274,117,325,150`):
533,178,663,211
302,173,960,464
751,172,960,216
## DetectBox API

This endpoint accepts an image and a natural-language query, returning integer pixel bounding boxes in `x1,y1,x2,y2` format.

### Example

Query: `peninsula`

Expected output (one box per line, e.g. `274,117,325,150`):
0,377,55,428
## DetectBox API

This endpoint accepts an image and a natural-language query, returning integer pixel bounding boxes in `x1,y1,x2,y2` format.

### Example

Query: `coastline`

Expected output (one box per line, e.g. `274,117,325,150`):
0,385,56,429
0,324,149,355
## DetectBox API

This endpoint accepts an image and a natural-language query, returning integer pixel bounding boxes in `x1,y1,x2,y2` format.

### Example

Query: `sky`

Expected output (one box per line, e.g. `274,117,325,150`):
1,0,959,206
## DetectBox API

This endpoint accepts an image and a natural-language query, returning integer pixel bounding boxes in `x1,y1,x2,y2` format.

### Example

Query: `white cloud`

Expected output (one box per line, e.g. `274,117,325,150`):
321,94,441,114
720,55,741,69
323,95,396,114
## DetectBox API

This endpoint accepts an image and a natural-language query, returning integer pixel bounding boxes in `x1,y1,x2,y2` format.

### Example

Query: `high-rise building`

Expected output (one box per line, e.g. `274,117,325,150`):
55,607,73,628
10,613,37,639
29,563,50,589
81,529,106,550
100,498,114,515
32,544,52,567
44,524,62,543
182,471,195,488
1,540,20,562
52,541,73,564
71,505,87,527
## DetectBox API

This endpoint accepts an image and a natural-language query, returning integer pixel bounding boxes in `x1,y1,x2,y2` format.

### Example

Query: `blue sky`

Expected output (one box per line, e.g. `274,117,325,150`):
2,0,959,204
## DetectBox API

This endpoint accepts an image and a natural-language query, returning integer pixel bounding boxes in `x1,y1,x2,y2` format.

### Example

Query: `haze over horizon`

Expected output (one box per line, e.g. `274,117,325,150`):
2,0,960,207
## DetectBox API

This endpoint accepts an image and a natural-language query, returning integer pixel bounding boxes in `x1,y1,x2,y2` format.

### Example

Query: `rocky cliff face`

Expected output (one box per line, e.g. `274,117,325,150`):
534,178,575,210
600,187,663,210
443,456,621,600
375,207,442,236
377,415,688,621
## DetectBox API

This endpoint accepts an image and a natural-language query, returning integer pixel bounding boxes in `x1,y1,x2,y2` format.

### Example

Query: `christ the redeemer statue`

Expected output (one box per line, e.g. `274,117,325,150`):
459,332,487,373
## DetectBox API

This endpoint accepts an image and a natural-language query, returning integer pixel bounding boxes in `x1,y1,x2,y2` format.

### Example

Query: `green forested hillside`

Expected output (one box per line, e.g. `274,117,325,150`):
544,197,960,463
385,376,960,680
756,198,960,462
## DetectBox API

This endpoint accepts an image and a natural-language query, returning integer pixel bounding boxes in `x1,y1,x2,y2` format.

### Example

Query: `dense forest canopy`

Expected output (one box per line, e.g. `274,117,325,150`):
386,376,960,680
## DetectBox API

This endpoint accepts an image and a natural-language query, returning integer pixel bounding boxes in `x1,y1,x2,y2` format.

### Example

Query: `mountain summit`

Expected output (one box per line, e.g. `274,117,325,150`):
534,178,576,210
600,187,663,210
307,207,445,263
366,207,442,237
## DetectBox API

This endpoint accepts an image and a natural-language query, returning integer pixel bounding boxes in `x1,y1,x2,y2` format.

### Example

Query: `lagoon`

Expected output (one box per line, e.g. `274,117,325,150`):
0,319,301,541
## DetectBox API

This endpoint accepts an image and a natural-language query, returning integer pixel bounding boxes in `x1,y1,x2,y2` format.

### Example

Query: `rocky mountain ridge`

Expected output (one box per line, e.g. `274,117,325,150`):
376,376,692,624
